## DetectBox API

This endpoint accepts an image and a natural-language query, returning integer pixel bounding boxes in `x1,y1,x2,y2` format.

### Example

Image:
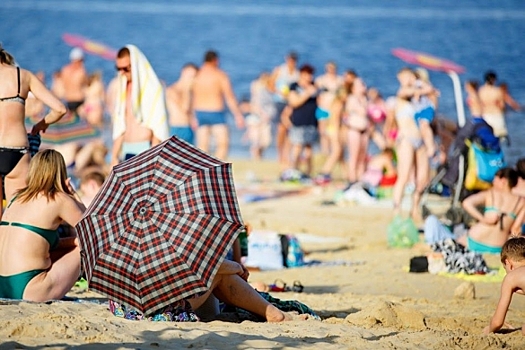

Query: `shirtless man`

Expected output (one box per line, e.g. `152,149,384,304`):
60,48,87,113
192,50,244,160
110,46,168,166
166,63,198,144
478,71,507,141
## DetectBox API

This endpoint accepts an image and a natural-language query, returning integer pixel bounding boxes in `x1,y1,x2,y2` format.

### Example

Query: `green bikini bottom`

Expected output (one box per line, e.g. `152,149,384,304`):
0,269,45,299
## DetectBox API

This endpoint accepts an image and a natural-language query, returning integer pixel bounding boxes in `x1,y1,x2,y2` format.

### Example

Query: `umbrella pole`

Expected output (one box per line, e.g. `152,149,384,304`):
447,71,465,208
447,71,466,127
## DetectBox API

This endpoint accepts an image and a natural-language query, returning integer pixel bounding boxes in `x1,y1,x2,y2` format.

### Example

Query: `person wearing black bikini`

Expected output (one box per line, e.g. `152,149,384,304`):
0,45,66,219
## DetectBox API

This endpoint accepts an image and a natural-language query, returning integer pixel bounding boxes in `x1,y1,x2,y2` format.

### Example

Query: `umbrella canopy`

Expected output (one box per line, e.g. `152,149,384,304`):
62,33,117,61
76,136,244,316
25,112,100,146
391,48,465,74
391,47,467,127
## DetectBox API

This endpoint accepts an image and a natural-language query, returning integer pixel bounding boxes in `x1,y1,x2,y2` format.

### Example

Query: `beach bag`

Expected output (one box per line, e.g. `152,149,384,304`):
464,141,505,190
471,117,500,152
409,256,429,273
473,143,505,182
244,231,284,270
387,216,419,248
280,234,305,268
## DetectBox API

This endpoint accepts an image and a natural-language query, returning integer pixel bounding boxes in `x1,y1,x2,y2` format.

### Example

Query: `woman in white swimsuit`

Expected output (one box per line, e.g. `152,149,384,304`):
391,95,429,220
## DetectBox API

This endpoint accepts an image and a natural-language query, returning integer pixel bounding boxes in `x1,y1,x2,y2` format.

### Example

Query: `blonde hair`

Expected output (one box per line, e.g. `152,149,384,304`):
16,149,73,203
88,70,103,85
414,67,430,83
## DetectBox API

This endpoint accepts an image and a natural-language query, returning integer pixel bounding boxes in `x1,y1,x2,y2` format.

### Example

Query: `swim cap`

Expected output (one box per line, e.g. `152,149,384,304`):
69,47,84,61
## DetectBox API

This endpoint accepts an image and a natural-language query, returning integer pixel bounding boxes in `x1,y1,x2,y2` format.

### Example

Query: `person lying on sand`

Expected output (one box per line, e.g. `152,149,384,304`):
484,237,525,335
110,259,314,323
191,260,309,322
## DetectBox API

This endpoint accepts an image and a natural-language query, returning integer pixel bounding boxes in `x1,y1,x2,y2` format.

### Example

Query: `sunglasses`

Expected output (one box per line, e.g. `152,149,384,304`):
115,65,131,73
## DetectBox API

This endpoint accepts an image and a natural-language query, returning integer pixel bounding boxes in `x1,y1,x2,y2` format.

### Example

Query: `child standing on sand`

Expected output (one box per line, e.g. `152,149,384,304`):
484,237,525,335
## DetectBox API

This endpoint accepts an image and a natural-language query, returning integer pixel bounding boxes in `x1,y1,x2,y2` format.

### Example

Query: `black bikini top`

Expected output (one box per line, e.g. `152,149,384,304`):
0,67,26,105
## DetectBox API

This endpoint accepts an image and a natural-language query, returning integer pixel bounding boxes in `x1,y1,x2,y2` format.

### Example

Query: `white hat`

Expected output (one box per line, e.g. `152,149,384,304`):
69,47,84,61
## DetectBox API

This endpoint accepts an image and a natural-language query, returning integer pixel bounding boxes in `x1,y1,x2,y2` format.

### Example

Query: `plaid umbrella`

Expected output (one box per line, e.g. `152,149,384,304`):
76,136,244,316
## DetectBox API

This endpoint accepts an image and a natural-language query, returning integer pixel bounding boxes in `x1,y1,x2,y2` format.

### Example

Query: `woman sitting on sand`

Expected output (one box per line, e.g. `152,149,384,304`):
457,167,525,254
425,168,525,254
0,149,85,301
0,45,67,220
360,147,397,191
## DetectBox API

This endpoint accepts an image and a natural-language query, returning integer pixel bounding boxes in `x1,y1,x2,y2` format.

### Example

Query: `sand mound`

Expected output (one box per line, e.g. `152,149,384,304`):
440,335,507,349
345,300,426,330
0,303,134,345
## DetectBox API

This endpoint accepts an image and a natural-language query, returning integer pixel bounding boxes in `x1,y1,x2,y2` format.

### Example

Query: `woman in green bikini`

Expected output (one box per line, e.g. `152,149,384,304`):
458,168,525,254
0,150,86,300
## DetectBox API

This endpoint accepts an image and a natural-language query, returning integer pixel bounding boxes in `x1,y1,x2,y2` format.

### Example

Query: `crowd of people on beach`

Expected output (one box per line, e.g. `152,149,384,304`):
0,44,318,323
1,41,525,332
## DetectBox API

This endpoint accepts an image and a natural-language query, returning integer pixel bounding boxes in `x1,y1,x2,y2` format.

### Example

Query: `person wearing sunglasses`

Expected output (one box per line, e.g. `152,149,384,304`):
110,45,169,166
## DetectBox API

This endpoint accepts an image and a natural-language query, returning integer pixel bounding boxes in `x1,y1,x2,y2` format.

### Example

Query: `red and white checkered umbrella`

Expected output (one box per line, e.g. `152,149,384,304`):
76,136,244,316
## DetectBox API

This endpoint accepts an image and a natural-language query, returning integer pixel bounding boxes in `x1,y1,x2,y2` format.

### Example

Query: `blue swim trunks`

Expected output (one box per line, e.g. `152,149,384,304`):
121,141,151,161
170,126,194,144
414,106,435,126
195,110,226,126
467,236,501,254
315,107,330,121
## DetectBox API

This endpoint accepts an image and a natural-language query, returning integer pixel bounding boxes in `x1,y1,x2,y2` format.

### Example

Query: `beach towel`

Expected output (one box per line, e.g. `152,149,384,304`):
112,44,169,142
108,299,199,322
438,269,504,283
430,238,489,275
228,291,321,321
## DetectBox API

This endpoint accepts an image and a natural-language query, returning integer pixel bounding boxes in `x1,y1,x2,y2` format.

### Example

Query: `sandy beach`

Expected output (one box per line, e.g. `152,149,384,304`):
1,158,524,350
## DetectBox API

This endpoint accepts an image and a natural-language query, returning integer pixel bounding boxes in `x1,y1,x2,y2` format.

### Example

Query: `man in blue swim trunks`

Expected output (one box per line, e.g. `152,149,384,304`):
192,50,244,160
166,63,198,144
110,45,169,166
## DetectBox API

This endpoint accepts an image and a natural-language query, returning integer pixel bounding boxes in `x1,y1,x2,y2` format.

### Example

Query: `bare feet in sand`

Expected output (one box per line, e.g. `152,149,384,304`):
266,308,310,322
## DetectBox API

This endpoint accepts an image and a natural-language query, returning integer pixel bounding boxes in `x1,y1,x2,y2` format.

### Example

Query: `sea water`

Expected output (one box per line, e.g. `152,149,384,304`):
1,0,524,162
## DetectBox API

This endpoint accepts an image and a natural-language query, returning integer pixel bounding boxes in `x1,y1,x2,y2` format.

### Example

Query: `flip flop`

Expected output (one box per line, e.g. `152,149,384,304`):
268,279,287,292
291,280,304,293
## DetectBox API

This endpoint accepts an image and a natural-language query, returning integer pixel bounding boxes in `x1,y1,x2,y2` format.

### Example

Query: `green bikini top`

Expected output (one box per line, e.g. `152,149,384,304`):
0,195,60,249
484,207,517,220
484,189,523,230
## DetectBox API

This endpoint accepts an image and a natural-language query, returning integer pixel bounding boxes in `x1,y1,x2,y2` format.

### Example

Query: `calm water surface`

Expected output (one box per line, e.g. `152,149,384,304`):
1,0,524,162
